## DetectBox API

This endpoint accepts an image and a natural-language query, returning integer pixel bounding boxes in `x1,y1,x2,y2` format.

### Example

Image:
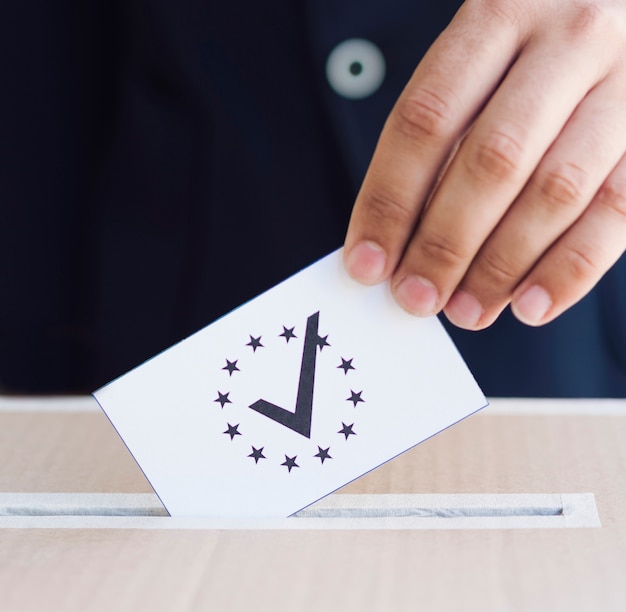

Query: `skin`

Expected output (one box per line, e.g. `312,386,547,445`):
343,0,626,330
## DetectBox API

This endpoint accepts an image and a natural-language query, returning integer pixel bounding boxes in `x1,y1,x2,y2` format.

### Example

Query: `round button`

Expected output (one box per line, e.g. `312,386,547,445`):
325,38,386,100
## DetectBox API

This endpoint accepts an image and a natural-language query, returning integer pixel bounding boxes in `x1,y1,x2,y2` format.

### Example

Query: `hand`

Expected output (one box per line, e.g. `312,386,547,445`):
343,0,626,329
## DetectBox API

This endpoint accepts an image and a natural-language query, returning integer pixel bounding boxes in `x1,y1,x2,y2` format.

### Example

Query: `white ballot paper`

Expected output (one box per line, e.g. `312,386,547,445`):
94,249,487,517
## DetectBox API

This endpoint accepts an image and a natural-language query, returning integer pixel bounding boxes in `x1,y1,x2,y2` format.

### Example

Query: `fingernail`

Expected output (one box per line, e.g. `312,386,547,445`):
394,275,439,316
512,285,552,326
444,290,483,329
345,241,387,284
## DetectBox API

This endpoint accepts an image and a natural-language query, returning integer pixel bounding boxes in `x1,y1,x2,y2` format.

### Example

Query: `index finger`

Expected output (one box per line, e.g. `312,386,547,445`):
343,2,523,284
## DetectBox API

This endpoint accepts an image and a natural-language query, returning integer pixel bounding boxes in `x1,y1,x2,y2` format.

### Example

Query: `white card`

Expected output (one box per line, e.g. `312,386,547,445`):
94,249,487,517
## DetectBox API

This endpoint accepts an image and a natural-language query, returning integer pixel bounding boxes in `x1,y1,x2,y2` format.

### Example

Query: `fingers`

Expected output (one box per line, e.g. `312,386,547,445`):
389,24,612,317
510,153,626,326
344,3,522,283
344,0,626,330
445,71,626,328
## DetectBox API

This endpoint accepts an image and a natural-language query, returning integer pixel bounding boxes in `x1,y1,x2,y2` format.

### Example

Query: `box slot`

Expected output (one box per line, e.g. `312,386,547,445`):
0,493,599,530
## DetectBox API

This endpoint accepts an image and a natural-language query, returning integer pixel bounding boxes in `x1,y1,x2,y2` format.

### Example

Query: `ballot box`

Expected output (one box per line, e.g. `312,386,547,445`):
1,396,625,612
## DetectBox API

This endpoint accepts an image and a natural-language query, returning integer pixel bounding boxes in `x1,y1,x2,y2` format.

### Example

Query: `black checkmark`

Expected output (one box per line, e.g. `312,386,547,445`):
249,312,323,438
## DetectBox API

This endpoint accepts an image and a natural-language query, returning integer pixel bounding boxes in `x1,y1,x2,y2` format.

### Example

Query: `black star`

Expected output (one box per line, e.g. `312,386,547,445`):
279,326,297,343
346,390,365,407
248,446,266,464
222,359,240,376
317,334,331,351
246,335,264,352
314,446,332,464
338,422,356,439
223,423,241,440
214,391,232,408
337,358,355,375
281,455,299,472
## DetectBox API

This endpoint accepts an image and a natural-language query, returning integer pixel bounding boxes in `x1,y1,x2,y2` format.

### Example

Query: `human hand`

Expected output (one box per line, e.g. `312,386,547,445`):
343,0,626,329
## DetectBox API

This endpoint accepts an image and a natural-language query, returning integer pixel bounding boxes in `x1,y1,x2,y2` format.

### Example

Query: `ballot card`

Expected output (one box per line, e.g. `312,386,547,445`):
94,249,487,517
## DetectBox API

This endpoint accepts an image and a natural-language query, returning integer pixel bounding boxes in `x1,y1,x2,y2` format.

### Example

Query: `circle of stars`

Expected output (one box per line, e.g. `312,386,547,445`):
212,319,365,472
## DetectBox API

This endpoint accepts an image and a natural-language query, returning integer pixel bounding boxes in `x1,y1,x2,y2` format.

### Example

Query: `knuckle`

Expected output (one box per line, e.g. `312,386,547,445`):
464,129,525,184
564,3,612,40
536,162,588,211
393,88,454,142
463,0,521,28
418,231,469,268
476,248,522,287
596,179,626,222
561,242,601,283
362,190,414,227
572,4,604,35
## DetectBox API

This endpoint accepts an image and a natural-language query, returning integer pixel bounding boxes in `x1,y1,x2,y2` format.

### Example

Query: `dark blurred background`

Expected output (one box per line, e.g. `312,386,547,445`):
1,1,625,396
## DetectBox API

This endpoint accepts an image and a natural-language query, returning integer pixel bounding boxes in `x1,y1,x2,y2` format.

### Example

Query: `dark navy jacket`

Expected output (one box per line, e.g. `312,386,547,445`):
1,1,625,396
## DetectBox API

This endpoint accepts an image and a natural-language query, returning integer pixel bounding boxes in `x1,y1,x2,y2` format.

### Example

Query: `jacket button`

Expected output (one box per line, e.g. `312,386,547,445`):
326,38,386,100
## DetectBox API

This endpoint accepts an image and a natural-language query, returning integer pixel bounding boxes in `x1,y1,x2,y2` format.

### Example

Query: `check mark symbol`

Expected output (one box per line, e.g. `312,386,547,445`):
249,312,323,438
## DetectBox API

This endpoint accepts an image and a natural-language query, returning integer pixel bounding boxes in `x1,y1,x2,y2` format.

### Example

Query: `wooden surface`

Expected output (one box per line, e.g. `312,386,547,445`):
1,398,625,612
